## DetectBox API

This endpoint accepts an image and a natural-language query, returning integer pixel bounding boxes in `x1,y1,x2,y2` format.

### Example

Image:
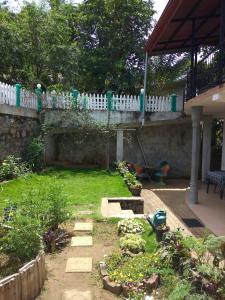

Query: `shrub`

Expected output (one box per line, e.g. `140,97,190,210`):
0,213,43,262
120,234,146,253
0,155,29,181
22,137,44,171
18,178,71,230
118,219,144,235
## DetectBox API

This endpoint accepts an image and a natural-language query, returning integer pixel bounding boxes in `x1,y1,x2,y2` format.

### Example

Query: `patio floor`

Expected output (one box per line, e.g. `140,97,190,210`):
142,179,225,237
187,184,225,236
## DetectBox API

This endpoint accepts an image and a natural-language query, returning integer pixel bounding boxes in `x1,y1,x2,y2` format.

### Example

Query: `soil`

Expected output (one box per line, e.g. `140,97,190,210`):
37,220,119,300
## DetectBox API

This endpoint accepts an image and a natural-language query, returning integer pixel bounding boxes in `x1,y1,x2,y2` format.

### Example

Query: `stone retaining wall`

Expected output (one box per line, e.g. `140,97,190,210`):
0,113,40,161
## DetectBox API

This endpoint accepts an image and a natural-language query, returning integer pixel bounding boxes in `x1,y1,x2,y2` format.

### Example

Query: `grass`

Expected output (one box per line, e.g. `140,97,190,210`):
0,167,131,219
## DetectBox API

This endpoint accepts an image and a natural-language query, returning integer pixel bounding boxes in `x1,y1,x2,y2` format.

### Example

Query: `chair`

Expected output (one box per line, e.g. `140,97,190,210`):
153,161,170,185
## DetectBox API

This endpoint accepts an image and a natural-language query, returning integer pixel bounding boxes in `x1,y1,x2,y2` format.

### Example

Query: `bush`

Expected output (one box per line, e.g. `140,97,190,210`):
0,213,43,262
118,219,144,235
18,178,71,230
0,155,29,181
120,234,146,253
22,137,44,171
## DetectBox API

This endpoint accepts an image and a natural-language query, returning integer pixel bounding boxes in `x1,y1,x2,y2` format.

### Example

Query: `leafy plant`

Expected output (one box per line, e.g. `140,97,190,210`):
0,213,43,262
118,219,144,235
17,178,71,230
0,155,29,181
22,137,44,171
120,234,146,254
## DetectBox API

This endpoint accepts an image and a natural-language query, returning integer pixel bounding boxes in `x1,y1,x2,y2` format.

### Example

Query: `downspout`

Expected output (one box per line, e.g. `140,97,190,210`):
142,51,148,126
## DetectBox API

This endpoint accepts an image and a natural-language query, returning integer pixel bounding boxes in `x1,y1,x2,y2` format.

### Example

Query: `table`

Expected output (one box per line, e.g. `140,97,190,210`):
206,171,225,199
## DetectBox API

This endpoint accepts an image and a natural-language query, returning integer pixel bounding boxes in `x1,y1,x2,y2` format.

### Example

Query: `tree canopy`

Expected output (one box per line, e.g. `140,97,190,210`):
0,0,189,94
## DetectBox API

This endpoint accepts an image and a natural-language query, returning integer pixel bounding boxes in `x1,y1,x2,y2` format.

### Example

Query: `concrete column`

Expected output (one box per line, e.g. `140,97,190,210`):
190,106,202,204
116,129,124,161
201,116,212,182
221,119,225,170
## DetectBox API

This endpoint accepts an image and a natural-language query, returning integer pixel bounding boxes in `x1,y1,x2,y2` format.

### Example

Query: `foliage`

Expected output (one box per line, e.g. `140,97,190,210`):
22,137,44,171
15,178,71,230
118,219,144,235
120,234,146,254
0,0,155,93
0,213,43,262
0,155,29,181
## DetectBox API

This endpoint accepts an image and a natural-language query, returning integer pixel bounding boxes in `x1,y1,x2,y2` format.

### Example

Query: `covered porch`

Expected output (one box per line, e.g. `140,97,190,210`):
145,0,225,207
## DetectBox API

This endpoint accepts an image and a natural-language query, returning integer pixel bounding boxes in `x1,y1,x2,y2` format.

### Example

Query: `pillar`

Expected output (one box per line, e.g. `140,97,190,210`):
221,119,225,170
201,116,212,182
189,106,202,204
116,129,124,161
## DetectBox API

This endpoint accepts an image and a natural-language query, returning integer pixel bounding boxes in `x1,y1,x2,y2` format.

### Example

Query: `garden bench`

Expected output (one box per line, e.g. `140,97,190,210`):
206,171,225,199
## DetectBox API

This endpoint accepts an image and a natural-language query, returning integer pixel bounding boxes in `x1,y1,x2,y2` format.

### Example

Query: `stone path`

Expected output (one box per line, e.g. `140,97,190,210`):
62,221,93,299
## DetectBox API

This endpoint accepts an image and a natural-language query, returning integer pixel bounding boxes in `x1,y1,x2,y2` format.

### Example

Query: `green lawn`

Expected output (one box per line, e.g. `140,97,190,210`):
0,167,131,218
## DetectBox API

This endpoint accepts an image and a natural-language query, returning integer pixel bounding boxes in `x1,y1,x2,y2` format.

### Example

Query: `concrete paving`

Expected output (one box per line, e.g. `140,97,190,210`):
62,290,92,300
65,257,92,273
71,236,93,247
74,222,93,232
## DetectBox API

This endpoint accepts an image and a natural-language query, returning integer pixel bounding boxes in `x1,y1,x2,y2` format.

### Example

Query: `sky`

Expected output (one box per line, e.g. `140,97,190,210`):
8,0,169,20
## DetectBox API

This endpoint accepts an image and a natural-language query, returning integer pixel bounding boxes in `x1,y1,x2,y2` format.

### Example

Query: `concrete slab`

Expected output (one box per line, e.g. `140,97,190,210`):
71,236,93,247
74,223,93,232
62,290,92,300
65,257,92,273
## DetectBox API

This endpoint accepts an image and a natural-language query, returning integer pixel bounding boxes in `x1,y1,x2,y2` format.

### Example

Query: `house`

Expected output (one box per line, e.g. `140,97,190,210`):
145,0,225,204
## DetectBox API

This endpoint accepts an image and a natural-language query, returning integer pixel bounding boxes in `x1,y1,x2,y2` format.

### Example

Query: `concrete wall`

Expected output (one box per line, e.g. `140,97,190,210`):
123,122,192,178
46,132,116,167
44,122,192,178
0,113,39,160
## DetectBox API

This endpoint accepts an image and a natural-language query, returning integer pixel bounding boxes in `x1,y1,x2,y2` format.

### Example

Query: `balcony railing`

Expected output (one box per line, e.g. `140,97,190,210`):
186,43,225,100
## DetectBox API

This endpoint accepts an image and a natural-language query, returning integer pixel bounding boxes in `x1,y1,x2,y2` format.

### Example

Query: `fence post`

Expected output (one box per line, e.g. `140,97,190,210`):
139,88,144,112
35,84,43,112
15,83,21,108
51,90,57,109
106,90,112,111
170,93,177,112
71,88,78,109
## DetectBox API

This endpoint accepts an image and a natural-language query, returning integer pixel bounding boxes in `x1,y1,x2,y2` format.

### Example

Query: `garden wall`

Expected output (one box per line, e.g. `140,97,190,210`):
123,122,192,178
45,132,117,167
0,113,40,161
44,122,192,177
0,254,46,300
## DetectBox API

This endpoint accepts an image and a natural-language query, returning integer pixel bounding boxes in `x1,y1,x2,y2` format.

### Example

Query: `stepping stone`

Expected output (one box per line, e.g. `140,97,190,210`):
65,257,92,273
74,222,93,232
62,290,92,300
71,236,93,247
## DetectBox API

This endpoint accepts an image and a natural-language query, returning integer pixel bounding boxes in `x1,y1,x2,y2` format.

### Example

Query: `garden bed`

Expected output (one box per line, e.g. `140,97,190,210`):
99,218,225,299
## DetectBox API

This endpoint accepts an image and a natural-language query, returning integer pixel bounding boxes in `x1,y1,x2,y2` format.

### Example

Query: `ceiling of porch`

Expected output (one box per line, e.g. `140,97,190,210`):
185,83,225,117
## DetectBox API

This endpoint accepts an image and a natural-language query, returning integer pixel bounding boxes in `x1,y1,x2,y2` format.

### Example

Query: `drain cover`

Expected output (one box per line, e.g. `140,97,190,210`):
182,218,204,228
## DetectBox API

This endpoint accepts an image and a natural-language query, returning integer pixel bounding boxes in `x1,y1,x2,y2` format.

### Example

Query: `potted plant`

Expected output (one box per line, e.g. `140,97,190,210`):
129,183,143,196
155,224,170,242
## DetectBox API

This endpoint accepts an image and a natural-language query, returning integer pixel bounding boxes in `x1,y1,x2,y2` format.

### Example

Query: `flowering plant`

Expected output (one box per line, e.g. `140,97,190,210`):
118,219,145,235
120,234,146,253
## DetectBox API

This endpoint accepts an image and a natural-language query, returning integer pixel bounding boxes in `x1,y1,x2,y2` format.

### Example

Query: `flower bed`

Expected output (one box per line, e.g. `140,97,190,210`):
100,219,225,299
117,161,142,196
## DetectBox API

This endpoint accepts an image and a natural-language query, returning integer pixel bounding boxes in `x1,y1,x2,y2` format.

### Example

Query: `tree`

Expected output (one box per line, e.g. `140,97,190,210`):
73,0,154,93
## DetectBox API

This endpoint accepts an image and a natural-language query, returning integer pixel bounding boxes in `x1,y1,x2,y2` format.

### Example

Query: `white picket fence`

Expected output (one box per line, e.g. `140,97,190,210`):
44,92,171,112
0,81,171,112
